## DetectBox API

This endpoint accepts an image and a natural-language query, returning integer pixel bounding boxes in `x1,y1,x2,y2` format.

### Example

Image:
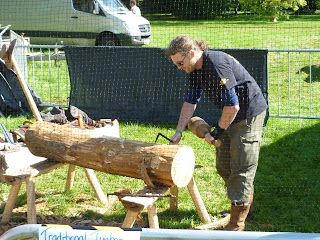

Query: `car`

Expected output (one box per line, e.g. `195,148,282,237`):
0,0,152,46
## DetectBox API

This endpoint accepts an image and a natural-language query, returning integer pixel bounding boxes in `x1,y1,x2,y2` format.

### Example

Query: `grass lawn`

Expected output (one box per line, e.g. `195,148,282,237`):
0,117,319,232
1,14,320,234
148,14,320,49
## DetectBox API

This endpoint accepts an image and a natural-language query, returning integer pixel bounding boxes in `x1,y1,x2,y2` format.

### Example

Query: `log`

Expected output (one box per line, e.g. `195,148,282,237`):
195,214,230,230
25,122,195,187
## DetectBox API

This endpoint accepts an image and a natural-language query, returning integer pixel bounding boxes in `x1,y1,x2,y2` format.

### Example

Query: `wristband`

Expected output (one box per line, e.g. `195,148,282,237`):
175,130,183,136
210,125,225,140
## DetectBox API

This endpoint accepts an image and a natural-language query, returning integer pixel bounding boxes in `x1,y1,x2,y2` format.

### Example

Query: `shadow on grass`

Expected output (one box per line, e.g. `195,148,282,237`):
252,121,320,232
28,207,199,229
79,208,200,229
299,65,320,83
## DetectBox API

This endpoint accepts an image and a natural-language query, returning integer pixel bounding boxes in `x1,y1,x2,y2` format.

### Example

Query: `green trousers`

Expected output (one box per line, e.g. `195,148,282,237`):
216,110,266,205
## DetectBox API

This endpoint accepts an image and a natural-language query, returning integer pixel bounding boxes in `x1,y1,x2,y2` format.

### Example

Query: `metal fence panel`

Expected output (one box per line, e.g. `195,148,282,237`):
22,45,319,119
268,49,320,119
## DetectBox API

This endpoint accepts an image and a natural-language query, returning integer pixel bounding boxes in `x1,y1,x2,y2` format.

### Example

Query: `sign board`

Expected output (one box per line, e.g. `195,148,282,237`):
39,226,141,240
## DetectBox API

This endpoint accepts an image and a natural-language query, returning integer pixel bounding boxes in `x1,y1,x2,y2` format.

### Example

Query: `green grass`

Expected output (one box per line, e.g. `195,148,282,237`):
267,52,320,117
27,59,70,106
148,14,320,49
147,14,320,117
1,117,319,232
1,14,320,233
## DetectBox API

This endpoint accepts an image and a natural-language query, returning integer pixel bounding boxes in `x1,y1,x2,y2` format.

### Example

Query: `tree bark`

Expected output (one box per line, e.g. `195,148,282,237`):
25,122,195,187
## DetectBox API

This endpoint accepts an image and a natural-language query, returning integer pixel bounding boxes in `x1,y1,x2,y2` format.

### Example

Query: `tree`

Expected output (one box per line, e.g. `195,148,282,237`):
296,0,320,14
239,0,307,21
139,0,239,19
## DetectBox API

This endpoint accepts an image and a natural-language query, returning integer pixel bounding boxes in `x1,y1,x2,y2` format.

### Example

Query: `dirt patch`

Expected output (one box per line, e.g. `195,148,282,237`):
0,193,121,235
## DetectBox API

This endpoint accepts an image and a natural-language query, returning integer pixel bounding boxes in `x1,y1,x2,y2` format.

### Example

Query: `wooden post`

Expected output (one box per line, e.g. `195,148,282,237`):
147,204,159,229
187,177,211,224
122,211,140,228
169,185,178,211
26,176,37,224
0,183,22,224
84,168,107,204
1,39,43,122
65,164,76,190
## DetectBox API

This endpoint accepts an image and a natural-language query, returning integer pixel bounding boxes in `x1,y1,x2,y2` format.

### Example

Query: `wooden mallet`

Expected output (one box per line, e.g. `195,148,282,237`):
188,116,221,147
0,39,42,122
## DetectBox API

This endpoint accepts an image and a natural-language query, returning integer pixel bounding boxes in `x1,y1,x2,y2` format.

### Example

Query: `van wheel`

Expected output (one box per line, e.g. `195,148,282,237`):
96,33,120,46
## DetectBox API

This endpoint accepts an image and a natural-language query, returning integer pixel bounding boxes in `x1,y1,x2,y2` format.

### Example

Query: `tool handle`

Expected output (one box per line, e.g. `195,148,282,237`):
11,55,43,122
155,132,173,143
202,128,221,147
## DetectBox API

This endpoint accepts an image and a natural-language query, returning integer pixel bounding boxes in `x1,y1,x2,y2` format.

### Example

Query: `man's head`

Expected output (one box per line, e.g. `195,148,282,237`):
130,0,136,6
167,35,210,73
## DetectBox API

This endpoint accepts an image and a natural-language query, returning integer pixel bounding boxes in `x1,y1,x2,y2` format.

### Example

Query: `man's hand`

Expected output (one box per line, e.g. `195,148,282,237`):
204,132,222,147
170,132,182,145
204,132,215,145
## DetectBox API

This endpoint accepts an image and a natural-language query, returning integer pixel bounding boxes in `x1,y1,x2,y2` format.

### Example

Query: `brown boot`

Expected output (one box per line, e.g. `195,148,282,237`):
224,205,250,231
221,186,255,218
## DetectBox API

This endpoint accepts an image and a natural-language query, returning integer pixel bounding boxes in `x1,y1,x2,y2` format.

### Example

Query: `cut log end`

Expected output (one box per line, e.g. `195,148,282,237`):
171,145,195,188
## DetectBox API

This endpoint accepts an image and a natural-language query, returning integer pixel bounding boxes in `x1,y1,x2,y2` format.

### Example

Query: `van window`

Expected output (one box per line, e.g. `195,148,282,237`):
100,0,128,12
73,0,96,13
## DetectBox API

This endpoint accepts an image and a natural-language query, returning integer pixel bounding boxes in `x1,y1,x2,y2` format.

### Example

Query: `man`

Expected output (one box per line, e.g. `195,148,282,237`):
167,35,268,231
130,0,141,16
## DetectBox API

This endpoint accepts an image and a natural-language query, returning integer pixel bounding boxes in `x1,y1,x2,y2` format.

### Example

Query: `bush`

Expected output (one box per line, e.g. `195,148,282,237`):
239,0,307,21
139,0,238,19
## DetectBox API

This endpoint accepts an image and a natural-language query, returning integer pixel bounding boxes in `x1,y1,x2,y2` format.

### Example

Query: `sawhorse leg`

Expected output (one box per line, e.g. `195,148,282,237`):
122,210,140,228
122,205,159,229
84,168,107,203
26,176,37,224
65,165,107,204
65,164,76,190
147,204,159,229
0,183,22,225
170,185,178,211
1,176,37,225
187,177,211,223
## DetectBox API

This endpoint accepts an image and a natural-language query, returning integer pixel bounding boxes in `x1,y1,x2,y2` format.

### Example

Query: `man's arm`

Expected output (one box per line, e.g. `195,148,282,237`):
219,105,240,129
170,102,197,144
204,105,239,145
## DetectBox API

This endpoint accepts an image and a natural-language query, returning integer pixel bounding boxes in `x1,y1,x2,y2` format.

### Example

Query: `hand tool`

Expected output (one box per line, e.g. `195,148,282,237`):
188,116,221,147
154,132,173,144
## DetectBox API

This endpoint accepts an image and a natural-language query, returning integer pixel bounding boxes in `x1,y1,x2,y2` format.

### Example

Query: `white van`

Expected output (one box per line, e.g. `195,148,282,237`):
0,0,151,46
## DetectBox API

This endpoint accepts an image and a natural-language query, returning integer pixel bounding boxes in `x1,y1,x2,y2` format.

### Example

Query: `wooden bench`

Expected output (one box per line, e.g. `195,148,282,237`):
0,144,109,225
0,120,120,225
119,177,212,229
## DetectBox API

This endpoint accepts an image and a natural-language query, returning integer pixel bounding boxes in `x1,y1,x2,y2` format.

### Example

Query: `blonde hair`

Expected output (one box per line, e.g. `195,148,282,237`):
167,35,210,56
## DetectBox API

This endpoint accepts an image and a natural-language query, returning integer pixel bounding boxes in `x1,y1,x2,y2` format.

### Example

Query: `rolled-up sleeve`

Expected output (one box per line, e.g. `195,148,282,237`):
221,87,239,106
184,89,203,104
